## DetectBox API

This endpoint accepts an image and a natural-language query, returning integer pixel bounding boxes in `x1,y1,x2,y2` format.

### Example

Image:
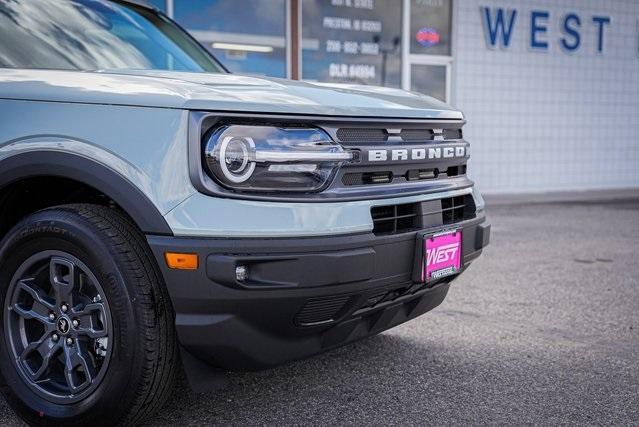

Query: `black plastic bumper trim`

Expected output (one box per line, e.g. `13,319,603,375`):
146,214,489,370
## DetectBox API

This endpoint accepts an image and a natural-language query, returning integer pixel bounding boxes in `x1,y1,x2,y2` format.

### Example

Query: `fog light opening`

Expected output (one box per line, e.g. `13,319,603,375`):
236,265,248,282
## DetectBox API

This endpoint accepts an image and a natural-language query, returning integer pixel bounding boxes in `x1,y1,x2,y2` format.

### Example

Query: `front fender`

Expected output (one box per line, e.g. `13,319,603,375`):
0,149,172,235
0,100,196,235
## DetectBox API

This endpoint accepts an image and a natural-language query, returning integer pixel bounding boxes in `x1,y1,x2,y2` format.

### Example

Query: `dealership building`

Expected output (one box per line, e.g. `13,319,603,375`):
149,0,639,194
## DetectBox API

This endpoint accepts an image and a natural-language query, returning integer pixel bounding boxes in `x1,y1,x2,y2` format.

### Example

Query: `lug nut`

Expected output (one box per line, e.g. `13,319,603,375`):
66,338,73,345
72,319,79,328
48,313,55,321
61,304,68,313
52,333,59,341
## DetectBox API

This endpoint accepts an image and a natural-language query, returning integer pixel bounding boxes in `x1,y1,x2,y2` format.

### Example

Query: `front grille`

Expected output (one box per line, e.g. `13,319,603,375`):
444,129,463,139
371,194,476,235
295,295,350,326
400,129,434,141
336,127,462,144
342,166,466,187
342,171,393,186
445,165,466,177
336,128,388,142
407,168,438,181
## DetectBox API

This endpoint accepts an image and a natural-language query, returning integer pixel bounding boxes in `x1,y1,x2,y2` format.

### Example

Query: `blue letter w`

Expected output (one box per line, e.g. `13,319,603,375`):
482,7,517,48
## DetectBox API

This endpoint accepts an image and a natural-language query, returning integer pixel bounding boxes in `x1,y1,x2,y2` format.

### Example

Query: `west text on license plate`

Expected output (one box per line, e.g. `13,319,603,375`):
422,229,462,282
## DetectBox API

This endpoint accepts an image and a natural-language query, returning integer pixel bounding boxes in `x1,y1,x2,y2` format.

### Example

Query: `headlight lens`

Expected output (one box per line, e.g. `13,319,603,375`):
204,125,352,192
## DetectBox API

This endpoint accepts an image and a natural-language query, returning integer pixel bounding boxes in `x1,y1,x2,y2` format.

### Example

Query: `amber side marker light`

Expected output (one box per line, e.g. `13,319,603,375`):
165,252,199,270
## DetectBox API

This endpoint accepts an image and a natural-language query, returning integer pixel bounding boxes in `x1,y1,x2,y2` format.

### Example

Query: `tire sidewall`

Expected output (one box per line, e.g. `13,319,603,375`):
0,210,142,424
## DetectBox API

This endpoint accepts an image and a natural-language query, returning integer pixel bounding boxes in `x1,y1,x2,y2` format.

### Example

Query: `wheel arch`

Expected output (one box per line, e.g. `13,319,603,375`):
0,151,173,236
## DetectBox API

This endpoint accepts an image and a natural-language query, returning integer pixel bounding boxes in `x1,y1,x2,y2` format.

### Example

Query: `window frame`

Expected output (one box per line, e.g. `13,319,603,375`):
401,0,454,103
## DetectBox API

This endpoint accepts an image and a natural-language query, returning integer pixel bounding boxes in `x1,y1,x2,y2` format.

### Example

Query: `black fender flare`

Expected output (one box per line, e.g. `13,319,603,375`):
0,151,173,235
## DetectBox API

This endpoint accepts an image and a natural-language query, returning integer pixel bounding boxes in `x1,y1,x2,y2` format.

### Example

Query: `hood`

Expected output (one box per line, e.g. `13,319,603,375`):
0,69,463,120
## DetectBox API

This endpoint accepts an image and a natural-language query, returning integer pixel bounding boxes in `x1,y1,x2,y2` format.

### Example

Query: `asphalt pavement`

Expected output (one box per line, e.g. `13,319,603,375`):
1,197,638,425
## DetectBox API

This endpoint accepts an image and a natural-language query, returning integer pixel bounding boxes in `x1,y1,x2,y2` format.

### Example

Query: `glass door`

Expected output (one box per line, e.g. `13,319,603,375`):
402,0,453,102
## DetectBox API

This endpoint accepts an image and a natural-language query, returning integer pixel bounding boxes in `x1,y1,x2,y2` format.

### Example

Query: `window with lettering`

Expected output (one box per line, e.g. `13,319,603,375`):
302,0,402,88
410,0,452,55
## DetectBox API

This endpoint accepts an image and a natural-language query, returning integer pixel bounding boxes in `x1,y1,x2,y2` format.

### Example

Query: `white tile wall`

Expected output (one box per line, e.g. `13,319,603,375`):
452,0,639,194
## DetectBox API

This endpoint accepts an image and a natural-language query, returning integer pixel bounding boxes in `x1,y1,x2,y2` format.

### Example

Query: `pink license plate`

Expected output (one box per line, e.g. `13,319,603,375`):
422,229,462,282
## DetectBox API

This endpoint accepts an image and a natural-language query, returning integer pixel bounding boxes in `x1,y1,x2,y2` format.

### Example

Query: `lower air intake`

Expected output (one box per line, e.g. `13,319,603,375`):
295,295,350,326
371,194,476,235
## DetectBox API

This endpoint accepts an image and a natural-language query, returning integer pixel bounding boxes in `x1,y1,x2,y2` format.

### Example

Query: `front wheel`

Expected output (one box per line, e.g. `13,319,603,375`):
0,204,177,425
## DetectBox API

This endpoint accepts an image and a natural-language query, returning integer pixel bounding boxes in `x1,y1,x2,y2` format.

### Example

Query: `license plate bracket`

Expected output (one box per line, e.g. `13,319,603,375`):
412,229,462,283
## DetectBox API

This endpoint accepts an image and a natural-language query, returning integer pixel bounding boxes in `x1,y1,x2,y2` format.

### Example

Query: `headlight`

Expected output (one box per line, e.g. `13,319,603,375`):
203,125,353,192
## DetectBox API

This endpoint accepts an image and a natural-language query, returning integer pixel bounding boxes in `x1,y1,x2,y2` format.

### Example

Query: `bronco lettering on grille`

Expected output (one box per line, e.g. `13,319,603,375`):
368,146,466,162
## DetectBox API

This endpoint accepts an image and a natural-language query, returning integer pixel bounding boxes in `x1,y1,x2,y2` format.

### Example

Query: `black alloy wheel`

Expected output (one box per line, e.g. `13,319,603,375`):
0,204,177,425
5,251,112,403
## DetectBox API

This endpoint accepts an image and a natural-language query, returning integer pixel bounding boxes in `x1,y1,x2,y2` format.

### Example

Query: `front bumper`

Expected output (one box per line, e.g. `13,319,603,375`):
147,214,490,370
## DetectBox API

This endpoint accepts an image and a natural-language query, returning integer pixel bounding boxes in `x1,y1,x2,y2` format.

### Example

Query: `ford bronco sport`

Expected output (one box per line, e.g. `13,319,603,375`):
0,0,490,424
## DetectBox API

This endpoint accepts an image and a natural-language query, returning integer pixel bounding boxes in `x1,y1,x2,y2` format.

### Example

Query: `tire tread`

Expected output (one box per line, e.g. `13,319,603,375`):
46,204,178,425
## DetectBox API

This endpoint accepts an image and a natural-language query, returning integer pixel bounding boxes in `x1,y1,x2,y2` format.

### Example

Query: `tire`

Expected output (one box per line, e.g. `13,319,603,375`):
0,204,177,425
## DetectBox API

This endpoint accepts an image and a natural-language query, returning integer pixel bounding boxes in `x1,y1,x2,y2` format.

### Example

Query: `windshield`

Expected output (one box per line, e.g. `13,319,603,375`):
0,0,224,72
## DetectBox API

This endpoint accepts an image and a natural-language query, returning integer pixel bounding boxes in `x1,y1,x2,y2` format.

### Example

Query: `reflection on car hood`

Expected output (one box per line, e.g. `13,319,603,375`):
0,69,463,119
